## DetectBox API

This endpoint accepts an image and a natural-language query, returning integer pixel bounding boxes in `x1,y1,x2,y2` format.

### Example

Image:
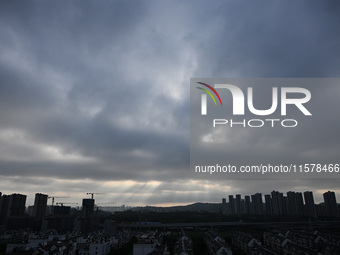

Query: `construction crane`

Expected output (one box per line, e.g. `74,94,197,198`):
48,196,70,206
47,196,70,216
86,193,105,199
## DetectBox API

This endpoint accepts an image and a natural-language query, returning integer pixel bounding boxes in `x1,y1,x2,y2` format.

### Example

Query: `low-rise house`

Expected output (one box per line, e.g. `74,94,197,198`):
174,234,193,255
232,232,263,254
205,230,232,255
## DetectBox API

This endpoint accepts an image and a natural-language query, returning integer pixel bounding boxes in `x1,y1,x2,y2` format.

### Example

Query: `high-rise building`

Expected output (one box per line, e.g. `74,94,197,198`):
287,191,298,216
53,205,71,215
295,192,304,216
253,193,263,215
8,194,26,217
0,193,26,226
0,194,10,225
304,191,316,218
244,196,251,215
33,193,48,219
235,194,241,215
271,191,284,216
222,198,227,214
251,194,255,213
283,196,288,215
82,199,95,217
323,191,339,218
228,195,235,215
0,192,2,217
265,194,272,216
241,199,245,214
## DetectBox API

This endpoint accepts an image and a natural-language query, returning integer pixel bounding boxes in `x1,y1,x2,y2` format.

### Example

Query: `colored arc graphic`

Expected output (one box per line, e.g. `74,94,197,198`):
196,87,217,105
196,82,223,106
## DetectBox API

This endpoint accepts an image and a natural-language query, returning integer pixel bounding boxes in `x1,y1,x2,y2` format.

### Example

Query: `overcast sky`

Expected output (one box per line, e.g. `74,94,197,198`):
0,0,340,206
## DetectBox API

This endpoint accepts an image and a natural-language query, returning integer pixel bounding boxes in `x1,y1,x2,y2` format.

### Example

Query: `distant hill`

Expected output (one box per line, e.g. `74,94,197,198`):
131,202,222,213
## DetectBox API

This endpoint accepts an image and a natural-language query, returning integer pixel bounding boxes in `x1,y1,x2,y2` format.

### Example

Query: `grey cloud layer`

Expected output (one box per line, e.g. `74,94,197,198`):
0,0,340,205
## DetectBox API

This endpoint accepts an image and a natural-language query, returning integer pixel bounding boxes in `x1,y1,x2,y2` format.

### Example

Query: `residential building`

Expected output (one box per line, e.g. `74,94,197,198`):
33,193,48,219
205,230,232,255
323,191,339,219
304,191,317,218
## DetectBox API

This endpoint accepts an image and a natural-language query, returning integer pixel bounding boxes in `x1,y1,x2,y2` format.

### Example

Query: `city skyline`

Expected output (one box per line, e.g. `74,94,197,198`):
0,189,338,209
1,1,340,207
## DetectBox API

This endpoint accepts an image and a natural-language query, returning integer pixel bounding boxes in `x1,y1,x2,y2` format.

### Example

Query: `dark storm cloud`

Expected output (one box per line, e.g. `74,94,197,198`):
193,1,340,77
0,0,340,205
